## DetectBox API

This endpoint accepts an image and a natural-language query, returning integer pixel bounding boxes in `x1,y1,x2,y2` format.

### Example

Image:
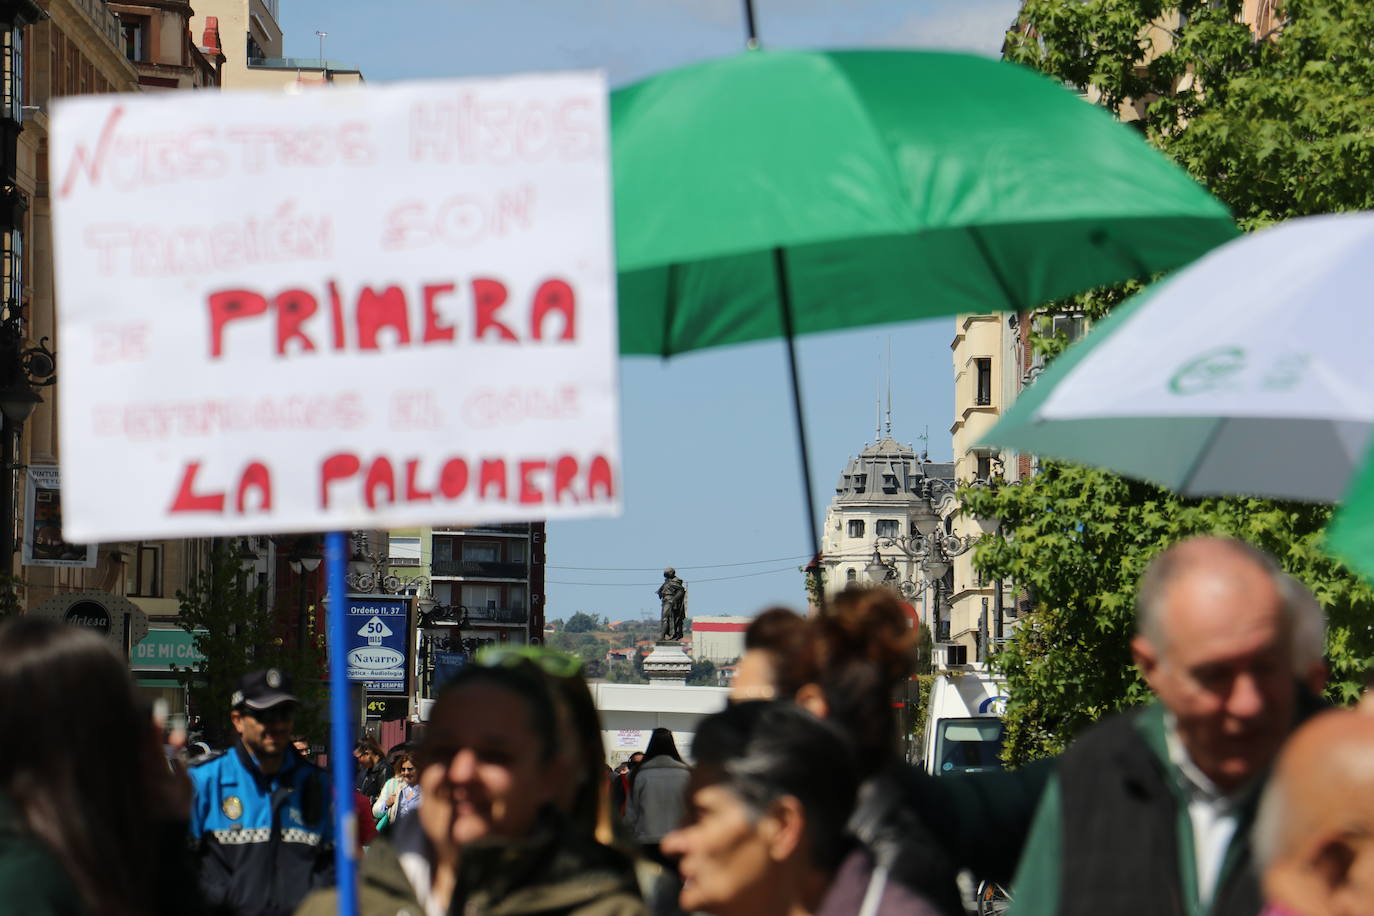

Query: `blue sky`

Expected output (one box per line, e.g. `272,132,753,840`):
279,0,1021,622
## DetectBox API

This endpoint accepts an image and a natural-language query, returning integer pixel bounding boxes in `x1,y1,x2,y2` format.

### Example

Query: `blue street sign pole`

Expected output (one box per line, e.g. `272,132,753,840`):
325,531,358,916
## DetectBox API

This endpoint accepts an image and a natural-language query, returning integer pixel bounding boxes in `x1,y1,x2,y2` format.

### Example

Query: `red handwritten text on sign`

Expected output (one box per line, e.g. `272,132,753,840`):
206,277,577,358
168,452,616,516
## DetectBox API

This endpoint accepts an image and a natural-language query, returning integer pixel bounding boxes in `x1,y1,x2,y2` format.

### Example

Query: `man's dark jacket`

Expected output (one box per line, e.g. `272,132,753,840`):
358,758,392,802
1013,686,1328,916
1064,706,1257,916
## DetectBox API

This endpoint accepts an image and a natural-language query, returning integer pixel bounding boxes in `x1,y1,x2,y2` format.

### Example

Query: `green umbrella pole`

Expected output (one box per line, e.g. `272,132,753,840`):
772,246,823,566
742,0,759,46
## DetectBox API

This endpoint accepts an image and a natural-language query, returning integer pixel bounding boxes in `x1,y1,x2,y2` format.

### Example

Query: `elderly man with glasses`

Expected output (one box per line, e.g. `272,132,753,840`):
188,668,334,916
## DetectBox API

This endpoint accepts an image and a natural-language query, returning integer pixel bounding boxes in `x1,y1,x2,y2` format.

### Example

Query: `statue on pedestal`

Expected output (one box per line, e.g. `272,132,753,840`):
657,567,686,641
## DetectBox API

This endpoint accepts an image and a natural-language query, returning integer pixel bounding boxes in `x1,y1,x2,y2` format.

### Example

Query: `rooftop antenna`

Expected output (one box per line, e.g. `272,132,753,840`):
918,426,929,461
885,337,893,438
875,362,882,443
315,30,327,65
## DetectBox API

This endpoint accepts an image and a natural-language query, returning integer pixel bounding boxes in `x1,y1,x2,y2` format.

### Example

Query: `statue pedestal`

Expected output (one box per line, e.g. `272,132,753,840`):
642,640,693,685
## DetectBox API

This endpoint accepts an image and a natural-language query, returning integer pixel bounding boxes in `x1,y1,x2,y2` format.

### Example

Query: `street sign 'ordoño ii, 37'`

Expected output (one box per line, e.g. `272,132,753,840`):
49,73,620,542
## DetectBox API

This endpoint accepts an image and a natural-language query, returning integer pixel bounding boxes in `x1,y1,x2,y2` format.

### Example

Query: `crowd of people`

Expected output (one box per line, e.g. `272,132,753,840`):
0,534,1364,916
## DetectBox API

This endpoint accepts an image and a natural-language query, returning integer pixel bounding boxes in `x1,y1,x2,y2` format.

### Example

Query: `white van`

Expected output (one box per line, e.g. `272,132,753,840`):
922,673,1008,776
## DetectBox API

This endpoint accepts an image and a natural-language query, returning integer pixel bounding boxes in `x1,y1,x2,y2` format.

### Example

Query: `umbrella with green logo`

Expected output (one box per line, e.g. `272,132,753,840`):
612,48,1237,552
980,212,1374,505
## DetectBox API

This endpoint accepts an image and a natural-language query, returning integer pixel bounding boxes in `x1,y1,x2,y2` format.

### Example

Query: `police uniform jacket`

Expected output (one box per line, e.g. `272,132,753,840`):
189,743,333,916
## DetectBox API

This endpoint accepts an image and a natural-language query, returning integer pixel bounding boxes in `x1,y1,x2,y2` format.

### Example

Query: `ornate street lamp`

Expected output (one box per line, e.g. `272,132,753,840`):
346,532,430,596
0,300,54,573
867,476,977,646
289,547,323,575
864,547,893,586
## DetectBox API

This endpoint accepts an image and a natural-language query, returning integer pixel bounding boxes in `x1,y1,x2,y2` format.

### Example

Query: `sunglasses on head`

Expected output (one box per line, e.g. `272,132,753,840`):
475,645,582,678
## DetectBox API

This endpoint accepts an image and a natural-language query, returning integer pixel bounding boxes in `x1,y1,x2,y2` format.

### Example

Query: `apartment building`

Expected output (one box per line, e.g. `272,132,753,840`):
109,0,219,89
1,0,225,720
189,0,363,90
429,522,546,643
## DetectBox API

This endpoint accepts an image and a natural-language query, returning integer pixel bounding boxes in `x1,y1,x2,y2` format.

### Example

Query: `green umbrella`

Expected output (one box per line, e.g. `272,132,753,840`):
1328,455,1374,581
612,48,1237,553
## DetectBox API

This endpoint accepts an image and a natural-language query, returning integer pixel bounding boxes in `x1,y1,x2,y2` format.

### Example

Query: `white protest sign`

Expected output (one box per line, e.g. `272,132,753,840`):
50,73,620,541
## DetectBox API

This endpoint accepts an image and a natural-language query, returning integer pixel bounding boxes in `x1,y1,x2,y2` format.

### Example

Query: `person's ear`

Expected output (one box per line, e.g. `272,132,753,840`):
1313,834,1356,891
762,796,806,863
1265,829,1358,916
229,709,244,734
795,683,829,719
1132,636,1161,687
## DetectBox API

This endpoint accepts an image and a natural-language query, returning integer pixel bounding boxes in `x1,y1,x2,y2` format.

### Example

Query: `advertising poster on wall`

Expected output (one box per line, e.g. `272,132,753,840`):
345,595,410,693
22,466,96,568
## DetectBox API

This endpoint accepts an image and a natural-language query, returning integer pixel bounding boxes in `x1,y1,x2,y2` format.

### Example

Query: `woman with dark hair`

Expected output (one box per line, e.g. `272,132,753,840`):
537,654,618,846
661,701,937,916
627,727,690,866
800,588,964,916
355,734,392,803
733,607,817,703
298,651,644,916
0,617,202,916
391,752,422,821
741,593,1049,913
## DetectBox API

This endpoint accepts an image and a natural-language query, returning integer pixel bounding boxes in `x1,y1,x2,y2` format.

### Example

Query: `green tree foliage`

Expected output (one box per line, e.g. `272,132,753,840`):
800,561,826,609
564,611,603,633
972,0,1374,765
546,629,603,658
964,472,1374,764
1005,0,1374,227
687,658,718,686
604,656,647,684
906,674,936,763
175,540,326,745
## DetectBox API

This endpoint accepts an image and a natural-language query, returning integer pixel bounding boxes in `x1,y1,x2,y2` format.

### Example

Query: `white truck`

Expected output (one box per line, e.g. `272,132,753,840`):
921,673,1008,776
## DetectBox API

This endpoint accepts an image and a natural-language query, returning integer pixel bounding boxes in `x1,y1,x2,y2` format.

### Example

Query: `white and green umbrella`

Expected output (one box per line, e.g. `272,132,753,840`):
980,211,1374,504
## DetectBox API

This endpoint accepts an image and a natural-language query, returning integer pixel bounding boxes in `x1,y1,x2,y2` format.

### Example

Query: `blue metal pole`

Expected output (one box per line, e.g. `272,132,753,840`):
325,531,358,916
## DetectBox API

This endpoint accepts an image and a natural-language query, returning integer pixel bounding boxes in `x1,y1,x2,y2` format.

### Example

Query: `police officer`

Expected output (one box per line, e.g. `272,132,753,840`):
188,668,334,916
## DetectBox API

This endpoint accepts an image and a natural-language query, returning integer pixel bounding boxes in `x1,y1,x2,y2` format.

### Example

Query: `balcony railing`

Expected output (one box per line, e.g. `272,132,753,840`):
420,605,528,626
467,606,528,625
73,0,122,54
247,57,360,72
432,559,527,578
